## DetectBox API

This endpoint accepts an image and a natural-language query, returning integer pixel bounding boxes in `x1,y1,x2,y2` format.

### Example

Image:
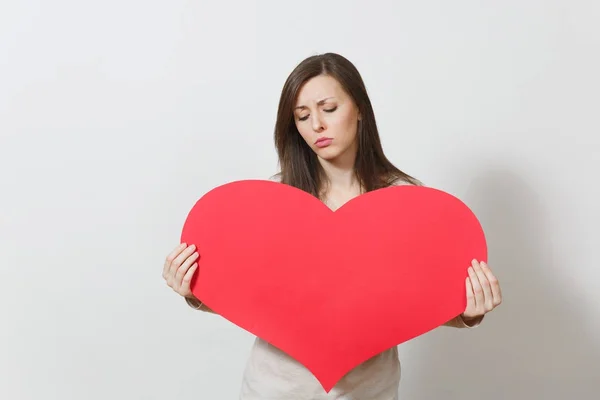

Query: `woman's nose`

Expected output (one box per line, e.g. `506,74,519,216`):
312,114,325,132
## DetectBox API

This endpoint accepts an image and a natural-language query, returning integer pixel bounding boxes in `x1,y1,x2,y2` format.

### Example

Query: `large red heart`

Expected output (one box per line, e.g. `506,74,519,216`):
180,180,486,392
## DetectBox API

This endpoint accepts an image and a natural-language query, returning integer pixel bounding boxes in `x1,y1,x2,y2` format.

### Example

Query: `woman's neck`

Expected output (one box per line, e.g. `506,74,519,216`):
318,150,362,210
321,162,357,190
319,148,358,188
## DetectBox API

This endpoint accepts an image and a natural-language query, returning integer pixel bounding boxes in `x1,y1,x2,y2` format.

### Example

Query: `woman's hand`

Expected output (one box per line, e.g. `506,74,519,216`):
461,259,502,322
163,242,199,299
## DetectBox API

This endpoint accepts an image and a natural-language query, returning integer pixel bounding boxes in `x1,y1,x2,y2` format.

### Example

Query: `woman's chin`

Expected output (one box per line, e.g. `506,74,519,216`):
315,148,340,161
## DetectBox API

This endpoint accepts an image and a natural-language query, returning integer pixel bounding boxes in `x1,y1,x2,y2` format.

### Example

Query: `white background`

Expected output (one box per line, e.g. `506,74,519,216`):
1,1,599,399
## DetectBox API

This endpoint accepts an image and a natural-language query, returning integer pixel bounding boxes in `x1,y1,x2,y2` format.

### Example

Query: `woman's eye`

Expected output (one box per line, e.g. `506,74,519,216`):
297,107,337,122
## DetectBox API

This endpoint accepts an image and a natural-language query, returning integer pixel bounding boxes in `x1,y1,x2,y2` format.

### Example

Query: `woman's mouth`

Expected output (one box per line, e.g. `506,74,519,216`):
315,137,333,148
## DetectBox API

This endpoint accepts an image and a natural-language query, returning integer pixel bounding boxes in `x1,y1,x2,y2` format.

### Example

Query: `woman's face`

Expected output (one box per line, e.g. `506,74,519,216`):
293,75,361,162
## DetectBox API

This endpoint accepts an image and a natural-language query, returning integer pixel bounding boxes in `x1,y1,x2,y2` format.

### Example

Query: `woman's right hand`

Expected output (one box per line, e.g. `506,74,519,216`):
163,242,199,299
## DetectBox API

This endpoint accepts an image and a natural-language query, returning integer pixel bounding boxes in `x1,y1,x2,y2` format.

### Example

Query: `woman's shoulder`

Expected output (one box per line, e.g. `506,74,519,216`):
388,176,421,187
390,179,412,187
268,173,282,183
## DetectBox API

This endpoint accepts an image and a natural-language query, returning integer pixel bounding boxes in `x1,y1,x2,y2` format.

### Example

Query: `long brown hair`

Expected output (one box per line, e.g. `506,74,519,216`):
274,52,420,198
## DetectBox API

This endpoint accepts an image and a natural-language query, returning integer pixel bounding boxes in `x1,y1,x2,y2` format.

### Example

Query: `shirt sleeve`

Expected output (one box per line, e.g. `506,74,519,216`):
184,296,212,312
444,314,484,328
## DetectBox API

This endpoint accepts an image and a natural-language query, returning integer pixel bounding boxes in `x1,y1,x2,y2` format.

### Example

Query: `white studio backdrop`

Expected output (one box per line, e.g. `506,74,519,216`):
1,1,598,399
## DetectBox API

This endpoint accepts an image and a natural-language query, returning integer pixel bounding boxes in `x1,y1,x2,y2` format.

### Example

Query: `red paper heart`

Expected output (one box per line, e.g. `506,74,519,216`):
180,180,486,392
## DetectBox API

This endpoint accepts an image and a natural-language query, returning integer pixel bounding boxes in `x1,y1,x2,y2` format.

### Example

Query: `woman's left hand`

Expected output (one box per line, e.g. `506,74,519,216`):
461,259,502,322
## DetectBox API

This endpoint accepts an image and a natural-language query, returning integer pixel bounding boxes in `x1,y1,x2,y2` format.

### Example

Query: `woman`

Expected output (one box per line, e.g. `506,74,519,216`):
163,52,502,399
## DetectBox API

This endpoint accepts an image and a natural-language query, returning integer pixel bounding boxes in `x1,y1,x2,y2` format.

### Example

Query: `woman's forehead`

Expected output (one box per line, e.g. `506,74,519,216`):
296,76,345,106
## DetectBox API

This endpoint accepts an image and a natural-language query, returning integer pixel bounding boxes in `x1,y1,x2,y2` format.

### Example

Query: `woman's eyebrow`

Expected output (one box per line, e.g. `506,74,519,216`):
295,97,335,110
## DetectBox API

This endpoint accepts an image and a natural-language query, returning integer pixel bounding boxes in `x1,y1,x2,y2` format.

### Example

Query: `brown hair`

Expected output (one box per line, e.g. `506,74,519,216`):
273,52,420,198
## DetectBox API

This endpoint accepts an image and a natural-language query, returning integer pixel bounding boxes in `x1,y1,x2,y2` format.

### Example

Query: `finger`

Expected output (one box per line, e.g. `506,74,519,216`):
481,261,502,306
169,244,196,277
468,265,485,313
176,251,199,282
181,263,198,294
465,276,476,313
472,260,494,311
164,243,186,277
